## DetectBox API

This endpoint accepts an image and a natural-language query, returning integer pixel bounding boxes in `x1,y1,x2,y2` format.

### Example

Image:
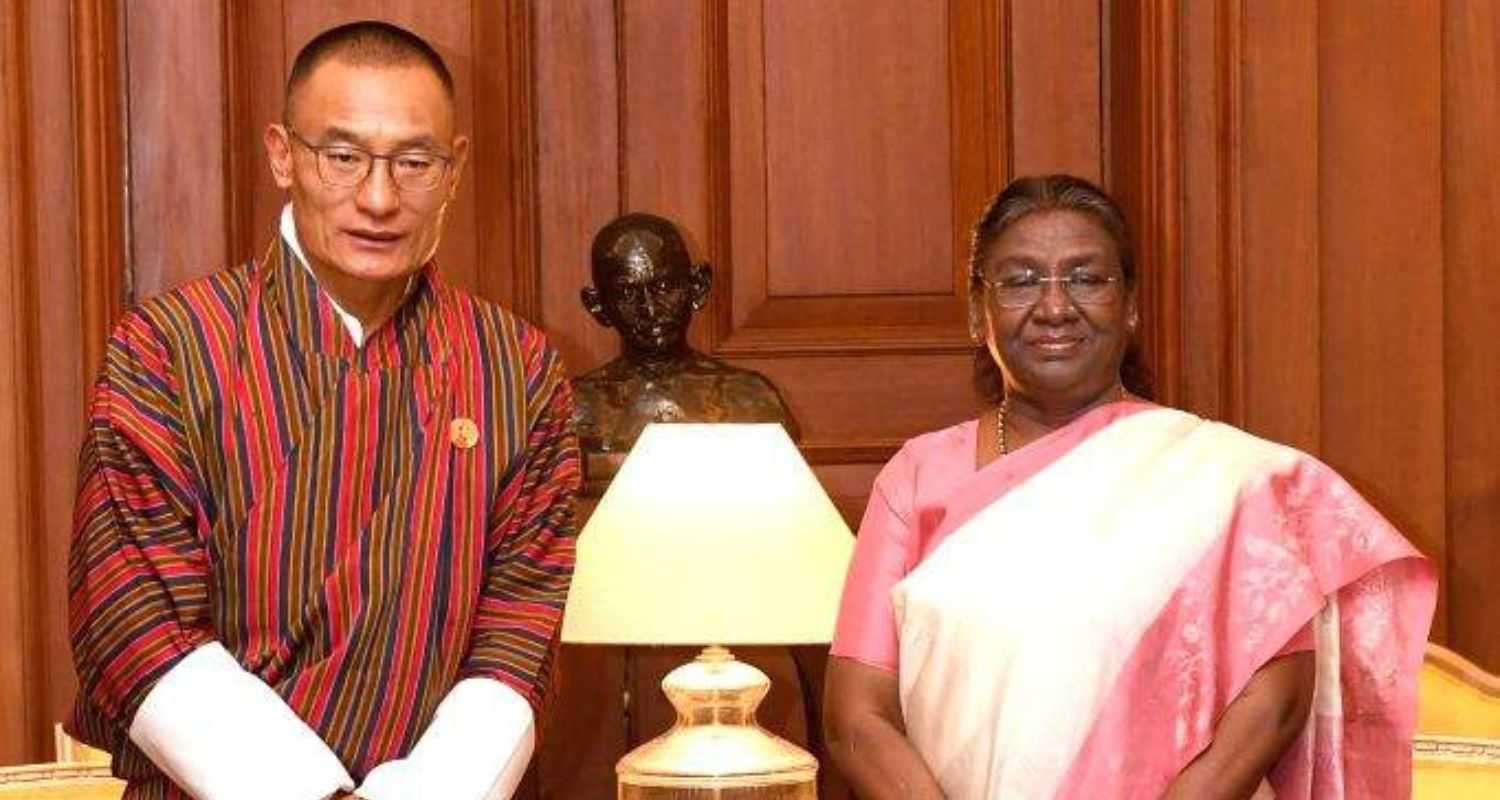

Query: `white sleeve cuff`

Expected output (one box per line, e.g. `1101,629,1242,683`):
128,642,354,800
356,678,535,800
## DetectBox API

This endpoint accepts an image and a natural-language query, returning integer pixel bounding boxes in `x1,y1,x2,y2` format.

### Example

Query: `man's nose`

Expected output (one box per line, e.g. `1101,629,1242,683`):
355,157,400,216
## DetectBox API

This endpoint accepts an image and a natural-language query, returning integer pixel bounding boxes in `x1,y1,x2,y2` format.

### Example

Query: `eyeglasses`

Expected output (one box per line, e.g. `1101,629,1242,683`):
973,268,1124,308
284,127,453,192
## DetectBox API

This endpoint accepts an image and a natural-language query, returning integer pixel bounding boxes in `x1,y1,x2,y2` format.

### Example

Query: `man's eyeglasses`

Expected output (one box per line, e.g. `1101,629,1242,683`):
284,127,453,192
973,268,1124,309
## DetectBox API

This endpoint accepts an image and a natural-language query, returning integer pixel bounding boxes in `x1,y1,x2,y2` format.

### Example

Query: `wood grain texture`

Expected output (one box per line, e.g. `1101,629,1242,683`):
1176,0,1228,419
73,0,126,381
472,0,541,317
124,1,228,297
1442,0,1500,670
1238,0,1320,450
30,0,89,751
1009,0,1101,180
1109,0,1182,407
1317,1,1447,636
0,0,43,764
533,0,620,372
762,0,953,298
717,0,1007,358
0,0,94,763
222,0,286,268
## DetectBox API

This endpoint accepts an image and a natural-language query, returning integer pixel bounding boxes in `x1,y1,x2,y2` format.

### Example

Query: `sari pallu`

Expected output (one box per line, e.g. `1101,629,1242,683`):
891,405,1436,799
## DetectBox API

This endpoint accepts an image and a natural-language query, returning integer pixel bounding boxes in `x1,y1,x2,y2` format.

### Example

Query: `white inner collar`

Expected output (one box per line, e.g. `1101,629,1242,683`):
280,204,367,346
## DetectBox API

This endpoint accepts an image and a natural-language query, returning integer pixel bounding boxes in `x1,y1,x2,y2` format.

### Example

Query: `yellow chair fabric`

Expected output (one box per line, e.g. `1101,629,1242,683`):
1414,643,1500,799
0,726,123,800
0,763,123,800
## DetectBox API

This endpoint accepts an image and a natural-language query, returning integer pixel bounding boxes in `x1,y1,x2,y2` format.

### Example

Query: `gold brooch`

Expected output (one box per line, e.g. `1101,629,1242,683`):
449,417,479,450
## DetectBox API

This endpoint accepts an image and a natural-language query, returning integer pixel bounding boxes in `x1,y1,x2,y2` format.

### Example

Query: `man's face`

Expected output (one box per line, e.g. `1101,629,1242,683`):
266,59,468,289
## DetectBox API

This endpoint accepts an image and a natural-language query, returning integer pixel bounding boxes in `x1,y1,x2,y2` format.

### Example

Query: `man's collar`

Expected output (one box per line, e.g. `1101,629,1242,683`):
277,204,420,348
279,204,368,346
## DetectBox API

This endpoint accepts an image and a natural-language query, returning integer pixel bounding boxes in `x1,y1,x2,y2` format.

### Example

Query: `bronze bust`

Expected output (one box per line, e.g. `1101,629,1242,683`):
574,213,799,491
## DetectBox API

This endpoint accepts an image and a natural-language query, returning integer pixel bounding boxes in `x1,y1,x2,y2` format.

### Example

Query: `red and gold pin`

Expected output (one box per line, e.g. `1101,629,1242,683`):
449,417,479,450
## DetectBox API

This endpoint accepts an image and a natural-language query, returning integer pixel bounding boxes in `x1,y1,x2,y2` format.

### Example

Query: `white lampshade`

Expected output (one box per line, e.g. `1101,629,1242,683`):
561,423,854,645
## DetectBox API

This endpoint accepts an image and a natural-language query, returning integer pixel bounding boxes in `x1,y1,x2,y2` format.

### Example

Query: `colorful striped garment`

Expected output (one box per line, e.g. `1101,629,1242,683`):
67,237,579,798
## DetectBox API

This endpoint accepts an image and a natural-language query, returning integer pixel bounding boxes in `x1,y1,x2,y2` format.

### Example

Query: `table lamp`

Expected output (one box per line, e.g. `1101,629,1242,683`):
561,423,855,799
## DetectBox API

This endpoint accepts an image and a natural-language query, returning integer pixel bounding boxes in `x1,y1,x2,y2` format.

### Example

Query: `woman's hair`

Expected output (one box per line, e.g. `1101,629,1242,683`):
968,174,1155,402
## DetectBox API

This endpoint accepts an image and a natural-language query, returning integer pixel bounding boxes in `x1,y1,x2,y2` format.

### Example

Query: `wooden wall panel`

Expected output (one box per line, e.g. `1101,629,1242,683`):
0,0,43,763
1238,0,1320,449
1176,0,1227,419
0,0,95,763
1009,0,1102,180
29,0,88,751
534,1,619,370
1317,2,1447,615
124,1,228,297
1108,0,1182,406
1443,0,1500,670
223,0,286,272
762,0,953,298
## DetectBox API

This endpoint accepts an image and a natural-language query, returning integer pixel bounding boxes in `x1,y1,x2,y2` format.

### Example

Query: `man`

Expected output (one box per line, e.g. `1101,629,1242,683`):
574,212,797,491
67,21,577,800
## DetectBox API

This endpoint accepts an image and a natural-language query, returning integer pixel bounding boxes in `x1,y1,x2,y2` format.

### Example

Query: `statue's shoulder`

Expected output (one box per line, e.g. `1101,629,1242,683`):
573,357,638,388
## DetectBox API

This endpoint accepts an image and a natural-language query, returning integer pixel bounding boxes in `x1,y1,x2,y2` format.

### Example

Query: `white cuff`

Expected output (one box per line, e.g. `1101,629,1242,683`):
356,678,535,800
129,642,354,800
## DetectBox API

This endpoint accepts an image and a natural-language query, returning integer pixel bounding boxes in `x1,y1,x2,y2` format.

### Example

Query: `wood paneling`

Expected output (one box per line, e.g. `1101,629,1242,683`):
534,0,619,370
30,0,91,757
762,0,953,298
716,0,1004,359
1237,0,1321,450
124,1,228,295
1,0,96,764
1318,0,1446,620
1009,0,1102,179
1443,0,1500,670
1109,0,1183,406
0,0,43,763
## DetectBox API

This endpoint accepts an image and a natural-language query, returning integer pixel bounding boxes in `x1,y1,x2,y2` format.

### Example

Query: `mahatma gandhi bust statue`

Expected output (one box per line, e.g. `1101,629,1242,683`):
574,213,799,491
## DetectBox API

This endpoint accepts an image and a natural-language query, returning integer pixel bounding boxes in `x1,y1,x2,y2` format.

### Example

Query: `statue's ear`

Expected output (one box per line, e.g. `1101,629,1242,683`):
689,264,713,311
580,286,612,327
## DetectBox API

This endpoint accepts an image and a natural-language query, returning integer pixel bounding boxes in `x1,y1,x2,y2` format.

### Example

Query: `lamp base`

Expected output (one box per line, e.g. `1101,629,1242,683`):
617,646,817,799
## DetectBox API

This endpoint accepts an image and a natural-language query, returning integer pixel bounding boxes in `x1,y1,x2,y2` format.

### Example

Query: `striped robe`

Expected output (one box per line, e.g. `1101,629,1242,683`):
67,238,579,798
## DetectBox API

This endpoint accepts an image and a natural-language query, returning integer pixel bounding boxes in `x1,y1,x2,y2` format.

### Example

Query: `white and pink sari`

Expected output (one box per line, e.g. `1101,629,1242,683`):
832,402,1436,799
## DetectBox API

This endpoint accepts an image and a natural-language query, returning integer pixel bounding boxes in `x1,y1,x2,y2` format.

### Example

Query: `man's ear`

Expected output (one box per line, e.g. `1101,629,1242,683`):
689,264,713,311
265,124,295,190
580,286,612,327
446,135,471,201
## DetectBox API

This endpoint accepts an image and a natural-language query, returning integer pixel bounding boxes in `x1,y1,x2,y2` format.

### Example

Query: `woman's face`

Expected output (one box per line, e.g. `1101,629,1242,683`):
970,210,1136,407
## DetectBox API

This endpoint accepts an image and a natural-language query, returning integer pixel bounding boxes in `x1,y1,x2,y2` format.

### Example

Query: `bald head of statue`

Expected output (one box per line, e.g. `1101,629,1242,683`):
580,213,713,364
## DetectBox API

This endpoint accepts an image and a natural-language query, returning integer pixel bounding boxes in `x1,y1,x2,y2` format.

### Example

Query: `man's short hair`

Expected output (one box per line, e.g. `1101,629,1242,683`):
285,20,455,120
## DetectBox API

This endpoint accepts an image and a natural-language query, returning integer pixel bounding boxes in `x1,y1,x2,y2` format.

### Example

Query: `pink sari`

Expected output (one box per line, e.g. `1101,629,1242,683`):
833,403,1436,799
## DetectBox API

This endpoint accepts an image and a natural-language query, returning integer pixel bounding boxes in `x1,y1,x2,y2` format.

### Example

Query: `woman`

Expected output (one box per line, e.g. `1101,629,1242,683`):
823,175,1436,799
